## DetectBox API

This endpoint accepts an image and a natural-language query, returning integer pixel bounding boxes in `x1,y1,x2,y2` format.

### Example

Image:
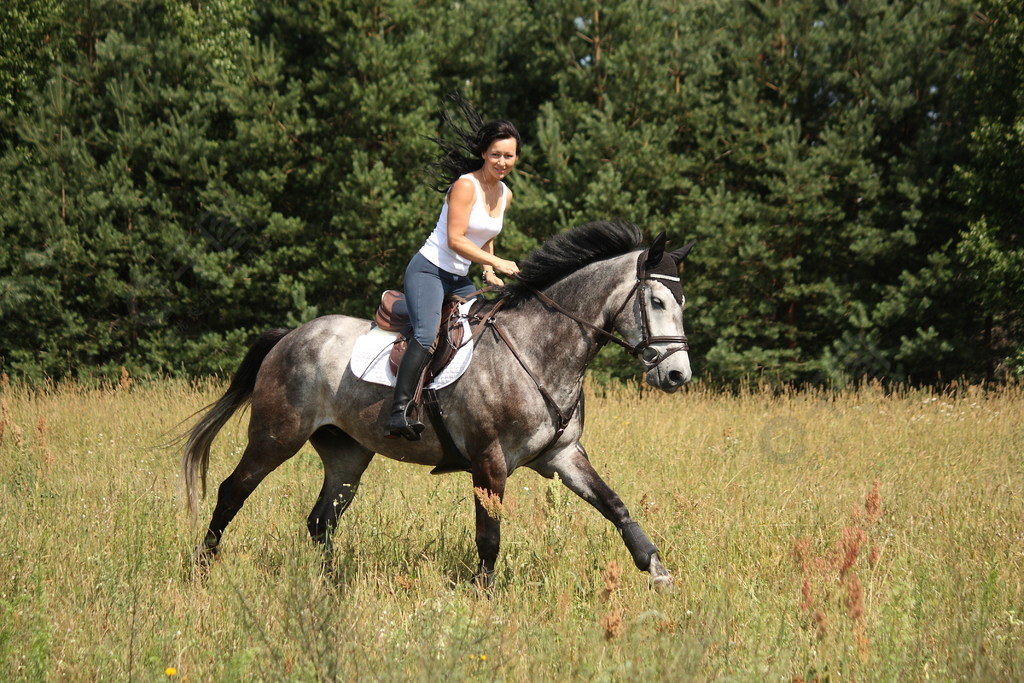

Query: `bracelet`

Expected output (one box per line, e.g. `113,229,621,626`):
483,268,495,274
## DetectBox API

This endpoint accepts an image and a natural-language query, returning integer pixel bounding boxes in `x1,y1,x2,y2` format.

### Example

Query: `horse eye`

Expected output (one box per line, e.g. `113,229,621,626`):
651,297,665,310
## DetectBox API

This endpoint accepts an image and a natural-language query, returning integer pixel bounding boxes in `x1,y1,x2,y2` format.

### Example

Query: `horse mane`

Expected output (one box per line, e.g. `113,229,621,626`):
503,219,644,308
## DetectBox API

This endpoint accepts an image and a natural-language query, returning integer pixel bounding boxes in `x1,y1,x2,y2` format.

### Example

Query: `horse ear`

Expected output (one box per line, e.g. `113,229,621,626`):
669,239,697,266
646,232,667,265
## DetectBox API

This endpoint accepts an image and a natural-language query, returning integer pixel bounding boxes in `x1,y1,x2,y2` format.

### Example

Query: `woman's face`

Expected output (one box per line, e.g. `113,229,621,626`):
480,137,518,182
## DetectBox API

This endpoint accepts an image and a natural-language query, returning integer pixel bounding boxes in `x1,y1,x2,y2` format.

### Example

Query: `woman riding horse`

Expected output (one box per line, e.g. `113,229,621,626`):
182,220,694,589
387,102,522,440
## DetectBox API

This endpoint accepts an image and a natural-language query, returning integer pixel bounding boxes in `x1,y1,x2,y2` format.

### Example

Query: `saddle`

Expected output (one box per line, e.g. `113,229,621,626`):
374,289,486,475
374,290,467,386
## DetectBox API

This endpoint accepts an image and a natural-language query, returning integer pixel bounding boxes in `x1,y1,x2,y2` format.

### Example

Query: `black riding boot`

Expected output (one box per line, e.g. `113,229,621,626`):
385,338,432,440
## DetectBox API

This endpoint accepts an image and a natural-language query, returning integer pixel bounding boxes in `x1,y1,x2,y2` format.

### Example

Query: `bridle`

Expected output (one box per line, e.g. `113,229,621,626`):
525,250,689,372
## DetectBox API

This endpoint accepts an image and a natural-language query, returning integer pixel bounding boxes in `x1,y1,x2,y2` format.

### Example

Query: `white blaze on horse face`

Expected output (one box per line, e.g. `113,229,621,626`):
639,281,692,391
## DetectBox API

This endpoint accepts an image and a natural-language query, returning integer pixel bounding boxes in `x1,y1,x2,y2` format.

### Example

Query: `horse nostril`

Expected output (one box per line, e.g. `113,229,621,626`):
668,370,684,385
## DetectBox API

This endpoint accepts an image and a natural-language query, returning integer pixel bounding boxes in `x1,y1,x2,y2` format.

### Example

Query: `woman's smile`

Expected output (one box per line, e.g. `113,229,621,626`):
482,137,518,182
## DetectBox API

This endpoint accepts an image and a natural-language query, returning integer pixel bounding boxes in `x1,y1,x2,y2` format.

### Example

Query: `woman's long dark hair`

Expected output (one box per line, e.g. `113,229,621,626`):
426,92,521,193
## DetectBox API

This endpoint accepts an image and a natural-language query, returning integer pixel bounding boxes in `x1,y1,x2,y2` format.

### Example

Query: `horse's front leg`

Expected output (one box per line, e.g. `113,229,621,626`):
470,448,507,589
533,443,673,590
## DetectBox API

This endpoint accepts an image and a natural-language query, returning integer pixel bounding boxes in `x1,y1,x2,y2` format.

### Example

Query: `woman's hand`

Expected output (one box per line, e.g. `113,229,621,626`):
483,258,517,286
493,258,519,277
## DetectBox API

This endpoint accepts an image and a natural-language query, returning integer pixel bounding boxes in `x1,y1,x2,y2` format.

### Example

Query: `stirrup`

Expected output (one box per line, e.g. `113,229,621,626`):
385,422,425,441
385,410,425,441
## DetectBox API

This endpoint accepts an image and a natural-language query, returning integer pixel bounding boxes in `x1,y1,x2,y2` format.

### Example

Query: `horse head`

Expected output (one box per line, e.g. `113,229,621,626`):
617,232,695,392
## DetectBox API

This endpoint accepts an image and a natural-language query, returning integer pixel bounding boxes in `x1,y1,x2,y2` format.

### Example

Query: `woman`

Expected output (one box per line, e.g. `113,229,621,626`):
385,112,521,440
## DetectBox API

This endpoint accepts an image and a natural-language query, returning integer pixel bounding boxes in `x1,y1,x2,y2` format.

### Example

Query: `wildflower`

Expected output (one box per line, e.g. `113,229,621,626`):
165,667,177,676
473,487,505,520
837,526,864,577
480,654,487,662
856,626,871,660
846,574,864,622
812,610,828,640
800,576,814,613
37,416,54,473
865,479,882,524
600,609,625,640
791,537,810,571
600,560,621,602
639,493,656,514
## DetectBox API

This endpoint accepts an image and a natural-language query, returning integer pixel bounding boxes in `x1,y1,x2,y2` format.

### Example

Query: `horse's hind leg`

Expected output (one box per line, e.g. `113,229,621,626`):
306,426,374,550
200,433,306,557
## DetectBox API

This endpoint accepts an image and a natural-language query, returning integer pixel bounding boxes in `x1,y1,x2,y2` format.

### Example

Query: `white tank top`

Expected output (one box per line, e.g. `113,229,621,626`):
419,174,508,276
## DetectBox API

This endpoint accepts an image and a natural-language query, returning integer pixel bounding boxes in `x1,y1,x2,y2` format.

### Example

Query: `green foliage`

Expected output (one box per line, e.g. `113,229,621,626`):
953,1,1024,378
0,0,1019,386
0,0,73,135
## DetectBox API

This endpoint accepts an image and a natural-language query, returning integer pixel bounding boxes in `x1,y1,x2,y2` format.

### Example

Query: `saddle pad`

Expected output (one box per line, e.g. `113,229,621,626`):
349,301,475,389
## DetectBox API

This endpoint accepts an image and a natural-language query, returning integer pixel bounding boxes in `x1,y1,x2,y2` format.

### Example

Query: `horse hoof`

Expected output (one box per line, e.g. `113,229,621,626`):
472,569,495,594
193,544,219,567
650,574,675,592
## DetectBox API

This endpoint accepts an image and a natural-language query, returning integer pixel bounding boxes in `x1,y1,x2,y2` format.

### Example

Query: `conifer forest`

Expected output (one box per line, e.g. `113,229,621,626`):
2,0,1022,386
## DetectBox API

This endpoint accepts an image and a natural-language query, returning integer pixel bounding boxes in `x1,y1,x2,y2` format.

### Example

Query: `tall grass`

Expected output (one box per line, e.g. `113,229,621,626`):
0,375,1021,679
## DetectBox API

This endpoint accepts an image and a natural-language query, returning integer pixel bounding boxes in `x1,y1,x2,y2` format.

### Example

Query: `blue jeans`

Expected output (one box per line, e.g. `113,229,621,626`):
404,252,477,348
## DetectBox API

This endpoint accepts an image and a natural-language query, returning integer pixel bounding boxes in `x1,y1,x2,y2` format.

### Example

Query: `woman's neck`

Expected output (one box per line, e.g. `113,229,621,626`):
472,168,500,189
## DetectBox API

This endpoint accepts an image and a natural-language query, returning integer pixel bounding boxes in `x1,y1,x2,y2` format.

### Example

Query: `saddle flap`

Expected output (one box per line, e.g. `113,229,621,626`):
387,298,466,385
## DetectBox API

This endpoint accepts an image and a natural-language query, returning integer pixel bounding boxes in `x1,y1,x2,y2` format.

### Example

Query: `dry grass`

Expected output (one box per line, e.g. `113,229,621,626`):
0,377,1022,679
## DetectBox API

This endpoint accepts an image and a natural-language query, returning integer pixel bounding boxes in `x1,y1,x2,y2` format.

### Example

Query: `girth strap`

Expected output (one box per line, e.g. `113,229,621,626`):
418,286,586,474
419,286,508,476
422,388,473,474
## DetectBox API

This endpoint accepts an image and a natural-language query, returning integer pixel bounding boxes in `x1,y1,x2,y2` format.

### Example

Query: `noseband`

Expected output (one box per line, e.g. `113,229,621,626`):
526,250,689,372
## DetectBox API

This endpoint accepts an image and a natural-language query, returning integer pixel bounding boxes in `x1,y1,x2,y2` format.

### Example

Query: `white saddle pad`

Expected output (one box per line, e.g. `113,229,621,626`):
349,300,476,389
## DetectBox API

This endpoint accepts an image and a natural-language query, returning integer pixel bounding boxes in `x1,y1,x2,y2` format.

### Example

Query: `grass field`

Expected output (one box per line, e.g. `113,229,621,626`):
1,375,1022,680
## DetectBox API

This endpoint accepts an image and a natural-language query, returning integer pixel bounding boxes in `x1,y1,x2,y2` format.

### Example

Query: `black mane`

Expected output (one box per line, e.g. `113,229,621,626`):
503,220,644,307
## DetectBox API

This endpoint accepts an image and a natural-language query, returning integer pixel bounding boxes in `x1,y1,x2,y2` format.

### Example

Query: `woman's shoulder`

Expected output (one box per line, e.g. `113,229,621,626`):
446,175,477,205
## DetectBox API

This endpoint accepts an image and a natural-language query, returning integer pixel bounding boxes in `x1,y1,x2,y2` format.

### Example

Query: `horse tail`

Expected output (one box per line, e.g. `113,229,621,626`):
182,327,292,519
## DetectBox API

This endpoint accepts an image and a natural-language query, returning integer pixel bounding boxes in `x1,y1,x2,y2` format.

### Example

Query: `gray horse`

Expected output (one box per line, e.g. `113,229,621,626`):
183,220,694,588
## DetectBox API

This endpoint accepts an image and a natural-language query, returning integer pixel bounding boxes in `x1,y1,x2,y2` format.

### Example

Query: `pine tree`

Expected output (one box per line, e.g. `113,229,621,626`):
0,0,278,378
511,0,985,385
0,0,73,141
954,1,1024,378
0,0,1009,387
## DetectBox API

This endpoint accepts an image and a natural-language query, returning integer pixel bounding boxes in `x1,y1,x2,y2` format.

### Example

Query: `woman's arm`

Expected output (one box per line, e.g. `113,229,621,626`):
446,178,519,275
480,239,505,286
